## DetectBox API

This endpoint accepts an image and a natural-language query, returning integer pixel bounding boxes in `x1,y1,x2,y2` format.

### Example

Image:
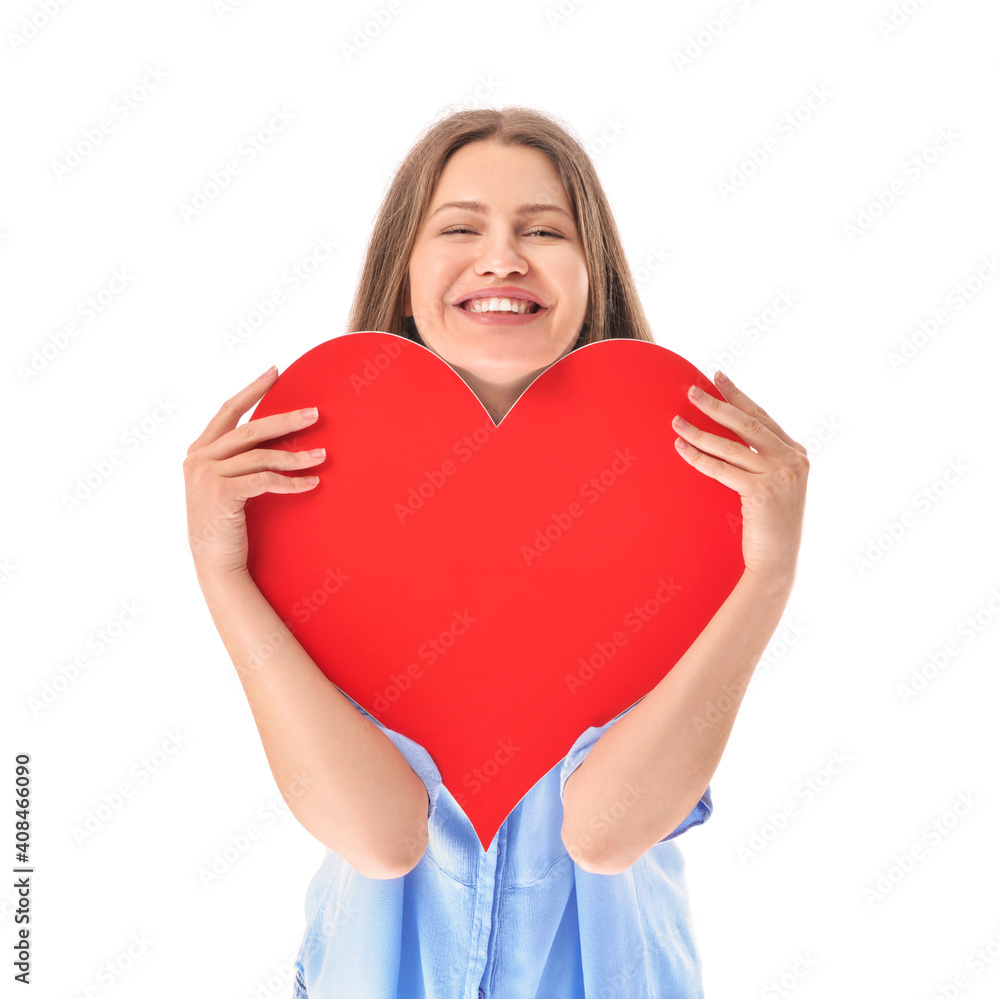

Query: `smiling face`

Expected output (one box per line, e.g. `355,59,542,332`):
402,140,590,421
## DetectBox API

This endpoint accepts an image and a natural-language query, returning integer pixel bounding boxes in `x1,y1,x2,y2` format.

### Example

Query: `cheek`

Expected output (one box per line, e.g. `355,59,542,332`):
563,260,589,312
555,246,587,285
412,253,461,303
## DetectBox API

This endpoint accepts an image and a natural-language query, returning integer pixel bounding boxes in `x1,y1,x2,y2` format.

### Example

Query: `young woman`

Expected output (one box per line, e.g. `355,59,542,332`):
183,106,809,998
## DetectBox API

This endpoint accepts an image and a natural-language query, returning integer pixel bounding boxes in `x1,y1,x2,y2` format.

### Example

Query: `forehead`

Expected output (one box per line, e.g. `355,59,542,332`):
428,141,573,214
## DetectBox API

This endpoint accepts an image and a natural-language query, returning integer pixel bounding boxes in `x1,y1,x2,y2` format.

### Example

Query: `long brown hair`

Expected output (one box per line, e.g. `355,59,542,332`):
345,105,656,349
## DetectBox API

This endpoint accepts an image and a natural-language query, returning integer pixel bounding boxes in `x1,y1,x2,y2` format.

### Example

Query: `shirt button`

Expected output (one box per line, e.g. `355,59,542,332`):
478,991,485,999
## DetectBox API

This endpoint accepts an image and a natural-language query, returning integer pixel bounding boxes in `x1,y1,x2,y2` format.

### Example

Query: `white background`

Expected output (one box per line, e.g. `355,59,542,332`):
3,1,999,996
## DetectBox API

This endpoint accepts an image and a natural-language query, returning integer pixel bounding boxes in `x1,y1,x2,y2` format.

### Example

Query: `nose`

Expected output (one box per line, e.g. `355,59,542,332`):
475,228,528,277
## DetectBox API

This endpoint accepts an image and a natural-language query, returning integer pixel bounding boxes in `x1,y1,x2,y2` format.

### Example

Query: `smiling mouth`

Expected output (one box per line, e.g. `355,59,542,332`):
460,297,542,315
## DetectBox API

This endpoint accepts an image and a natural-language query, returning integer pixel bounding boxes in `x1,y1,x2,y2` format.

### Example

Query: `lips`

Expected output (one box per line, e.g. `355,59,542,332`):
461,297,541,314
456,287,545,309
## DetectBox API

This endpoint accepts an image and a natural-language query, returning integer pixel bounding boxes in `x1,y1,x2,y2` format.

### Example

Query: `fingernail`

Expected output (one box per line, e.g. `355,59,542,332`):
716,370,728,382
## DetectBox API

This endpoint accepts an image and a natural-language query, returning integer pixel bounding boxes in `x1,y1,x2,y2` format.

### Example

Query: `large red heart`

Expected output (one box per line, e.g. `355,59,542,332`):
244,331,744,850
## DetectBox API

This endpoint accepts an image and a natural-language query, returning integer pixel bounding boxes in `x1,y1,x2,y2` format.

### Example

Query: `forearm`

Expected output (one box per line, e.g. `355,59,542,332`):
561,569,795,874
196,568,430,879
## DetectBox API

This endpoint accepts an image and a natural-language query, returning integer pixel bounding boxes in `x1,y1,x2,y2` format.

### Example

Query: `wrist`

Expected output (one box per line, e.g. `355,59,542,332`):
196,564,256,598
739,564,797,596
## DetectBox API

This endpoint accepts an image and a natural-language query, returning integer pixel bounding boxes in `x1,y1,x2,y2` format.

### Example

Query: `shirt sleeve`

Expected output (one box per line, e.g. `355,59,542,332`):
558,702,713,843
346,697,445,822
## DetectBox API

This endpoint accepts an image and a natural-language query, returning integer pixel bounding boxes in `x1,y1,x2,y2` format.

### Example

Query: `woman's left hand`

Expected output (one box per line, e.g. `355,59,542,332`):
672,370,809,585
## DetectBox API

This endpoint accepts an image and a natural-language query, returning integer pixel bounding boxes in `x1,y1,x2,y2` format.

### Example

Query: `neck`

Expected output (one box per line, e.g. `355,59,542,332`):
451,365,533,426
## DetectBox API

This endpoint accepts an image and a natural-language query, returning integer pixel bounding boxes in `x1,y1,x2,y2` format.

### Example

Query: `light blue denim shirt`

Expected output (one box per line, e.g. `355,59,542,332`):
293,697,712,999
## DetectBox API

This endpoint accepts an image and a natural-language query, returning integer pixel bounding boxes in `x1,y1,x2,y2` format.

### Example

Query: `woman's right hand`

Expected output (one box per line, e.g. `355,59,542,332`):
183,366,325,584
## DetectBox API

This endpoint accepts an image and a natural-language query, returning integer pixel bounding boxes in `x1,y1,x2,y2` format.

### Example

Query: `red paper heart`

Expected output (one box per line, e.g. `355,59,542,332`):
244,331,744,850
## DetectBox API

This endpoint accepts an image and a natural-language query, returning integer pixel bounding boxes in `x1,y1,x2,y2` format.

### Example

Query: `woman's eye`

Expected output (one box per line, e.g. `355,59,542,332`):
441,227,564,238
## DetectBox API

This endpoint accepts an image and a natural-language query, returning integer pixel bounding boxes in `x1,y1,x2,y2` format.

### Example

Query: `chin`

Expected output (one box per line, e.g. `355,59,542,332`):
467,350,560,379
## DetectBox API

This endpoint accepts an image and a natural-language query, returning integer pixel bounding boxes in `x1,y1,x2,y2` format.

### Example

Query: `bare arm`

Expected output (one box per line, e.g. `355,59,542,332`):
562,369,809,875
184,367,429,880
560,569,793,874
198,567,430,879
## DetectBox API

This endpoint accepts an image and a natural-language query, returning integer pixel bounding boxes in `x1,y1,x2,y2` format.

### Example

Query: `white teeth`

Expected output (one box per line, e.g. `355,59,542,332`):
465,296,537,314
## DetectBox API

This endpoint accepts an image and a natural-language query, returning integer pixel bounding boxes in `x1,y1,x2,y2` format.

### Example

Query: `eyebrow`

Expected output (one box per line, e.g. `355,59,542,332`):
425,199,574,223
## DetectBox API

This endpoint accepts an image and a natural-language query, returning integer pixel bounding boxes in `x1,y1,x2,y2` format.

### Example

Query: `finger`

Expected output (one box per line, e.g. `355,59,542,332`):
235,464,322,502
673,435,751,493
684,383,781,460
205,405,321,463
711,372,806,454
672,414,765,473
218,443,327,479
186,367,279,457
